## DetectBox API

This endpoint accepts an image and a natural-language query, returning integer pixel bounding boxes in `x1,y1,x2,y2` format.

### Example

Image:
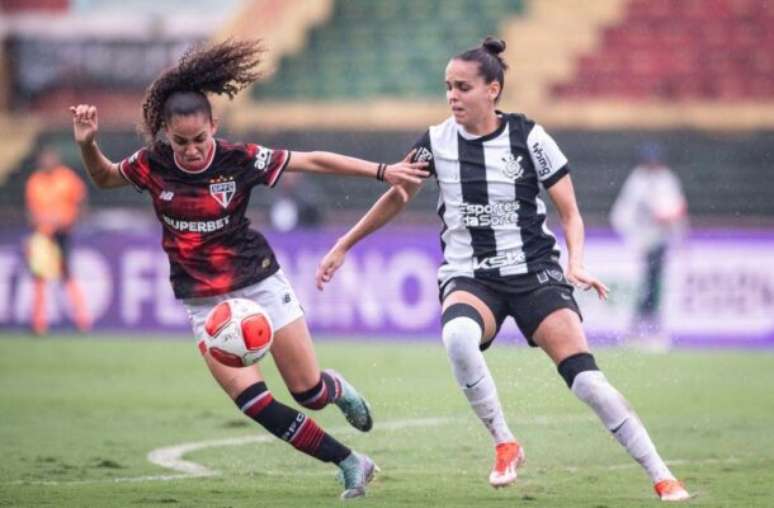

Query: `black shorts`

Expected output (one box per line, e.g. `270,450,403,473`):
439,266,582,349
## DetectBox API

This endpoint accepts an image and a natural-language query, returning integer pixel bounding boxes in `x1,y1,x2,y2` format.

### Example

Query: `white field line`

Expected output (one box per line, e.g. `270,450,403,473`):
5,415,743,486
146,416,454,478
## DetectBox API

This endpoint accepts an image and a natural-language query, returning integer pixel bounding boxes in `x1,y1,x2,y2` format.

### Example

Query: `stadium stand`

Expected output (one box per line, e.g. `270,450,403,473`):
252,0,524,100
527,0,774,129
0,0,68,12
498,0,627,111
552,0,774,101
0,114,40,185
0,0,772,226
225,0,525,131
0,0,242,182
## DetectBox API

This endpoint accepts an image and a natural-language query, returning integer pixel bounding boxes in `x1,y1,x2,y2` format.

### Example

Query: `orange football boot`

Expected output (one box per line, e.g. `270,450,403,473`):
489,441,525,488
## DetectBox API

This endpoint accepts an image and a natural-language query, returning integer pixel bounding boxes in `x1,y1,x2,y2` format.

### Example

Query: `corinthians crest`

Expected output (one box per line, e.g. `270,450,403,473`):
501,153,524,180
209,175,236,209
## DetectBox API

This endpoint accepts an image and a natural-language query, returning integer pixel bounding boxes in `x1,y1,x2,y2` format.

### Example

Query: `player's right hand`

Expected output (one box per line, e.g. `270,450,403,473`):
315,244,347,291
69,104,99,146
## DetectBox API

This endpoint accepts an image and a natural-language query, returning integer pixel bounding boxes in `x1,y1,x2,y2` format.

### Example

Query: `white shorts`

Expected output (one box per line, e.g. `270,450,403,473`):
183,270,304,342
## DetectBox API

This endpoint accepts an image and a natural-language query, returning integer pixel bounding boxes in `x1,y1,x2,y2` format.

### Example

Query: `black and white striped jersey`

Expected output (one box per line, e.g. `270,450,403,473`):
411,112,570,287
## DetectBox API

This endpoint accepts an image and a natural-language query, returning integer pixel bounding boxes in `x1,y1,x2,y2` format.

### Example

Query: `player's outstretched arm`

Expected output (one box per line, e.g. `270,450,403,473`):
70,105,128,189
315,180,421,290
547,174,609,300
287,150,428,201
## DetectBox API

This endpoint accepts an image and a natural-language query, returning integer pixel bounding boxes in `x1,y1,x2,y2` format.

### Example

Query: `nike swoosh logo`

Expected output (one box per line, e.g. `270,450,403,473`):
610,419,627,434
464,376,485,389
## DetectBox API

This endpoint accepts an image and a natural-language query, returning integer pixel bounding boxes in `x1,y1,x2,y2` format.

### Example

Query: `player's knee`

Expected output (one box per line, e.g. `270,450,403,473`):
441,304,483,355
557,352,599,389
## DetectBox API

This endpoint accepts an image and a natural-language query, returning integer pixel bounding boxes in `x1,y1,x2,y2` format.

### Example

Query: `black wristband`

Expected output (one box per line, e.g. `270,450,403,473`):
376,163,387,182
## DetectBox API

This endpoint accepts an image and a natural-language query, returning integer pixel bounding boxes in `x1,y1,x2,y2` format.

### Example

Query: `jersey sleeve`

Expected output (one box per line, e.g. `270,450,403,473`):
408,130,436,176
245,144,291,188
118,148,151,192
526,124,569,189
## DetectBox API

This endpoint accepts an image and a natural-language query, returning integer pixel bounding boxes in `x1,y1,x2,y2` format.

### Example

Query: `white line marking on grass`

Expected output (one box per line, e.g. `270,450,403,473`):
6,417,455,487
3,415,744,487
146,416,454,478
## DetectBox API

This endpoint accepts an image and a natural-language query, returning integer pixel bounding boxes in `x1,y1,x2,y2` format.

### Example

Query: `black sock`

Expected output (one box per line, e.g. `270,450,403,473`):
236,382,350,463
291,371,341,410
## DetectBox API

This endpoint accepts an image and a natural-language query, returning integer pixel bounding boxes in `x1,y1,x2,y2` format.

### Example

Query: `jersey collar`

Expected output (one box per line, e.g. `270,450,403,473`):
457,112,507,143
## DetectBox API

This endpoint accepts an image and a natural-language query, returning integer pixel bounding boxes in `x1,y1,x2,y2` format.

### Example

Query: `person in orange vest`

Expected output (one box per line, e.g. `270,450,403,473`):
25,147,91,334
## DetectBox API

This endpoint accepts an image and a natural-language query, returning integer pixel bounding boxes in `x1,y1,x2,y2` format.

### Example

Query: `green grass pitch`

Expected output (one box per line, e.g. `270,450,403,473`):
1,335,773,507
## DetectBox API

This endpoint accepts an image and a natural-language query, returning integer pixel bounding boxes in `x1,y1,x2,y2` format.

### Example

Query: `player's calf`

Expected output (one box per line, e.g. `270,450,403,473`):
557,353,689,499
236,381,352,463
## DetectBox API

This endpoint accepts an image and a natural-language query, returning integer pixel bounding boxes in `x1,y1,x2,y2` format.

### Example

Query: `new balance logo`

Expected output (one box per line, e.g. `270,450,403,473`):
159,190,174,201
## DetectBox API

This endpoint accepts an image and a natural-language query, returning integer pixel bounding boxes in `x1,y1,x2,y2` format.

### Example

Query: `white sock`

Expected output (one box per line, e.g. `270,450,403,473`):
442,316,514,445
571,370,675,483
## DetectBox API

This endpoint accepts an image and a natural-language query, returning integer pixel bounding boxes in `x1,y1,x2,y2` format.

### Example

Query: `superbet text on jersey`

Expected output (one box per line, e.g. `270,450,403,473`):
119,140,290,299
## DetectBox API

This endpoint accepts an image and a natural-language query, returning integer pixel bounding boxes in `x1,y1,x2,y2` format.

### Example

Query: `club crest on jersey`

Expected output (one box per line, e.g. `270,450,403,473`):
501,153,524,180
209,175,236,209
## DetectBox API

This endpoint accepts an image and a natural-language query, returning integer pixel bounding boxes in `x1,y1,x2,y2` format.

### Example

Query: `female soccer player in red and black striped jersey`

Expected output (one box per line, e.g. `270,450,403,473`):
70,39,428,500
316,37,690,502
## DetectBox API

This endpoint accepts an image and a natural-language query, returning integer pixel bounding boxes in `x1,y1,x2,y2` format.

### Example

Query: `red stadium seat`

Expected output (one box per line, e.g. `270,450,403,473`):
552,0,774,101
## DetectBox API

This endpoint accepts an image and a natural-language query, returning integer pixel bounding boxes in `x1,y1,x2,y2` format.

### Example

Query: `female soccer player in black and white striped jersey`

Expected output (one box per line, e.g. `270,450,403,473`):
70,39,429,500
316,37,690,502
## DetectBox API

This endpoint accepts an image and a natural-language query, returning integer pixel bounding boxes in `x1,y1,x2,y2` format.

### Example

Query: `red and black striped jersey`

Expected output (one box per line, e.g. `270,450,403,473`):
119,139,290,299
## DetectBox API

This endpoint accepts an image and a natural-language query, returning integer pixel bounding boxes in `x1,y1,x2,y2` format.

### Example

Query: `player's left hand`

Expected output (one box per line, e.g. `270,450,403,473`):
383,150,429,198
566,264,609,300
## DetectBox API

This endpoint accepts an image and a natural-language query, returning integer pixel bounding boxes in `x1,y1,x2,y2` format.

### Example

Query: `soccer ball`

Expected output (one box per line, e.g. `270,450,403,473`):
202,298,273,367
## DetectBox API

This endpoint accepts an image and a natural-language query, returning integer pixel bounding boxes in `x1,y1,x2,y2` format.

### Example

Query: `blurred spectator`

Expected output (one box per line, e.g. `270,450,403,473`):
610,142,688,351
269,171,324,232
25,147,91,335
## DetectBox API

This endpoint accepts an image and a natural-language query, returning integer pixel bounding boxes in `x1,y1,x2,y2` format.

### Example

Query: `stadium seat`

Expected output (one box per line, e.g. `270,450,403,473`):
251,0,525,101
553,0,774,100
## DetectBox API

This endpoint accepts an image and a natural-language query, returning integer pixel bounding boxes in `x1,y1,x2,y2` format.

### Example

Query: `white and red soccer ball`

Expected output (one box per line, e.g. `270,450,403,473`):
201,298,273,367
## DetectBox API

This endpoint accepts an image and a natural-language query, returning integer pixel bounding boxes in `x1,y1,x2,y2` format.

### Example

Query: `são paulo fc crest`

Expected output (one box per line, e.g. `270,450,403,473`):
209,175,236,209
501,153,524,181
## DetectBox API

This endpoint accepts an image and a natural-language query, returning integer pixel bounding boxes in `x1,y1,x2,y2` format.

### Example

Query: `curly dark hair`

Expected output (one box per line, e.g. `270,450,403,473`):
141,39,264,143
